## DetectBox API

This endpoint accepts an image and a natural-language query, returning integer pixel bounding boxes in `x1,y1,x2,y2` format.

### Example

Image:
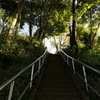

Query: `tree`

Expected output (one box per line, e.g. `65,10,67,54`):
69,0,100,52
70,0,78,52
15,13,21,36
88,6,100,49
8,0,26,35
33,0,68,42
0,8,13,34
77,3,100,49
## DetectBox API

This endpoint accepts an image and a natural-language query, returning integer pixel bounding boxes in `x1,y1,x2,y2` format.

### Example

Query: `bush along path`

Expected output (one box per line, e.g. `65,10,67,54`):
0,35,45,85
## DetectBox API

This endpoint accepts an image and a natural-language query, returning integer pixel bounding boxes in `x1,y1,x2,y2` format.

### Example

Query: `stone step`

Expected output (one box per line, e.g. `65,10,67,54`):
42,78,71,82
40,80,73,84
40,83,75,88
34,54,82,100
38,88,78,93
36,93,82,100
40,80,74,87
42,76,69,79
42,77,70,79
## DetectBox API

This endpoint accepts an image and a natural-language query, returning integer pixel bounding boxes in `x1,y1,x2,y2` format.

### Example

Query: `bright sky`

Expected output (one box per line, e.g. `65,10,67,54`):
19,23,37,36
44,38,57,54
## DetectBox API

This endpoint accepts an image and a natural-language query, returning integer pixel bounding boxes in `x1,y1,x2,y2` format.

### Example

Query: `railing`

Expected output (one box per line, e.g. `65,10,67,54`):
0,49,48,100
59,49,100,98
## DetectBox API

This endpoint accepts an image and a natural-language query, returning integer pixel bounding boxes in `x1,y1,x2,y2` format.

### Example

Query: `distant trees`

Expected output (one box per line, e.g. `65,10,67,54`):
0,0,25,36
76,0,100,50
30,0,68,41
0,0,100,51
68,0,100,52
69,0,78,52
8,0,26,35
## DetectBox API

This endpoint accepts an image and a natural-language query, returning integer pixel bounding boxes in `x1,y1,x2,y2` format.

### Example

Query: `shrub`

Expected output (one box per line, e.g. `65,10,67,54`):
0,34,45,84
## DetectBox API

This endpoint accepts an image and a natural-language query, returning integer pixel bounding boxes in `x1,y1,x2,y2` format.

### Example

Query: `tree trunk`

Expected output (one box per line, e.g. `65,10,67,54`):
38,14,43,42
29,23,32,37
89,8,93,49
1,26,5,34
38,29,42,41
38,29,46,42
15,13,21,36
70,0,78,53
8,0,25,36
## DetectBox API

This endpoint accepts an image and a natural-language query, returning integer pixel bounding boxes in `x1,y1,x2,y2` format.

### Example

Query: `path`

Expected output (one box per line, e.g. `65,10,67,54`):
35,54,83,100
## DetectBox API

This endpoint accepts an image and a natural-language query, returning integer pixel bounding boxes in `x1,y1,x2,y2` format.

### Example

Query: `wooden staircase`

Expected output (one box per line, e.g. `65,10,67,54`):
35,54,83,100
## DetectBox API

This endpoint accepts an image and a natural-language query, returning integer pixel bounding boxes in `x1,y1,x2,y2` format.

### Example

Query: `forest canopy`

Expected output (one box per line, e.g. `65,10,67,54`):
0,0,100,70
0,1,100,100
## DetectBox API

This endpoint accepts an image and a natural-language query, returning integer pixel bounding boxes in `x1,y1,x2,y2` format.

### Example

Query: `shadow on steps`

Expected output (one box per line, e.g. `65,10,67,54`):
34,53,83,100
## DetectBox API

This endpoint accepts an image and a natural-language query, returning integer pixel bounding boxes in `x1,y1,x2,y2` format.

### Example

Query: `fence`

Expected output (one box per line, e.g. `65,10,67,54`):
59,49,100,99
0,49,47,100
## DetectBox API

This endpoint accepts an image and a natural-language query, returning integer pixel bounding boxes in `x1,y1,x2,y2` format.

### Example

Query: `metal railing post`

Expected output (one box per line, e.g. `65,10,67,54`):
67,56,69,65
61,52,63,58
38,59,41,73
43,55,45,63
82,65,88,91
45,52,47,59
59,49,100,97
0,49,47,100
62,53,64,58
41,58,42,65
30,64,34,88
64,55,66,61
72,60,75,75
65,55,66,62
42,56,43,65
42,56,44,64
8,81,15,100
63,53,64,59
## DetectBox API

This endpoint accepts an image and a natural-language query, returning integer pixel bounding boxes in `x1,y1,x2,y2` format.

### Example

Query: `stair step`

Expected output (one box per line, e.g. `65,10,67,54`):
40,80,72,84
44,72,67,74
42,76,70,79
43,72,68,75
41,76,72,80
40,81,74,87
36,93,81,100
43,76,71,81
37,98,82,100
38,88,78,93
40,83,75,88
34,54,82,100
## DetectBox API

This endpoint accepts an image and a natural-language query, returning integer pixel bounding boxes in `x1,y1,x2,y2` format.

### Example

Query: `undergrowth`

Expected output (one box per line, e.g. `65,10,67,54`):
63,47,100,99
0,34,45,84
63,47,100,71
78,47,100,70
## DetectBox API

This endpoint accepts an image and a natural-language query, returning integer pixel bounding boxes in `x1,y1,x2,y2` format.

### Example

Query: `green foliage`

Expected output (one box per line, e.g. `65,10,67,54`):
63,46,100,71
76,0,99,20
0,34,43,56
0,34,45,83
0,34,45,100
0,34,45,99
78,47,100,70
97,36,100,44
77,24,89,48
